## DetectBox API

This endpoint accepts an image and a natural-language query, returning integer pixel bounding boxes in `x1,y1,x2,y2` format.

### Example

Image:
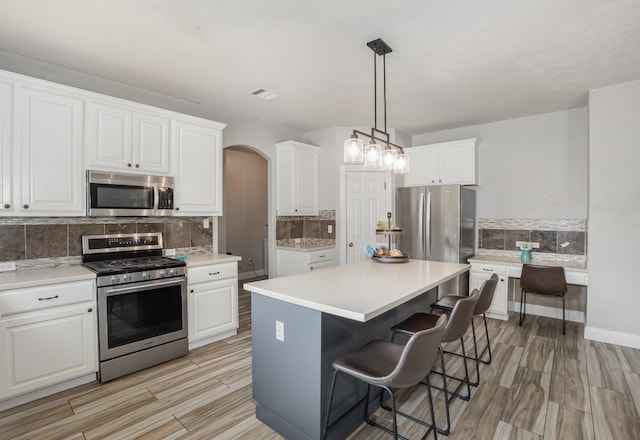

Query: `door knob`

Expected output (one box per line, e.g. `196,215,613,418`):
348,242,354,247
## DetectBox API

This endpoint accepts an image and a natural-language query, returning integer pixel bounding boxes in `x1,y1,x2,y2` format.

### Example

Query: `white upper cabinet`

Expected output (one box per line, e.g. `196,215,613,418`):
404,138,478,187
86,100,170,174
16,83,85,216
173,118,225,216
276,141,319,216
0,80,13,214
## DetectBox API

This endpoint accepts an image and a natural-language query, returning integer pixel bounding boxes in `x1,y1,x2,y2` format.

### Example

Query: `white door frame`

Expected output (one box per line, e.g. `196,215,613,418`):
338,165,394,265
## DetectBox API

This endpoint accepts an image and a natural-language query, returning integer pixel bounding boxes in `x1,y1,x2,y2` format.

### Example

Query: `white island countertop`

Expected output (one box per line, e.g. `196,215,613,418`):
245,259,469,322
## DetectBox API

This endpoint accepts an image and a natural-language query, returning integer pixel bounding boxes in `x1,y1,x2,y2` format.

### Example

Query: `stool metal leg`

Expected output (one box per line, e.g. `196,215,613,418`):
321,369,339,440
519,289,527,326
480,313,492,365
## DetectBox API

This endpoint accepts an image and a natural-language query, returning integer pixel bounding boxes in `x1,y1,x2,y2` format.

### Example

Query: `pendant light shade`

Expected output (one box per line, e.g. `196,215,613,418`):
382,147,397,171
394,152,407,174
364,142,382,168
343,135,364,163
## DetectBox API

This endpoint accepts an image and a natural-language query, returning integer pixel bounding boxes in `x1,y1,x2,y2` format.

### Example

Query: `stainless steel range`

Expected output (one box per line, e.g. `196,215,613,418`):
82,232,188,382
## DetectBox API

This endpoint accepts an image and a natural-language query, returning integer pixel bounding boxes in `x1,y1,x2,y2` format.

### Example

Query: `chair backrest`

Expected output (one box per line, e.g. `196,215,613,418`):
387,314,447,389
442,288,480,343
520,264,567,296
474,273,499,315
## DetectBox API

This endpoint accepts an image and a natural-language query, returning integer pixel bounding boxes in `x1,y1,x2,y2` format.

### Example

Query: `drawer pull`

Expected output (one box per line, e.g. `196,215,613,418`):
318,255,325,258
88,308,93,313
209,272,220,276
482,269,494,272
38,295,59,301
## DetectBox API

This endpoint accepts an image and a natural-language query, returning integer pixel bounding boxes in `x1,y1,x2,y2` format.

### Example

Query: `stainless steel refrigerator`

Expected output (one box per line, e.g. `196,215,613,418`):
396,185,476,297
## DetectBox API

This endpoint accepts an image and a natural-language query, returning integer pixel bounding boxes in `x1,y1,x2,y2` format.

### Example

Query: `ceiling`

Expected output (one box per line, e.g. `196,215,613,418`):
0,0,639,135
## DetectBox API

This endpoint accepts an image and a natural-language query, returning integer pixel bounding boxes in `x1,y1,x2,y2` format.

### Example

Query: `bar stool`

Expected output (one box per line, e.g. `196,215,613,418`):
430,274,498,386
390,289,479,436
519,264,567,334
321,314,447,440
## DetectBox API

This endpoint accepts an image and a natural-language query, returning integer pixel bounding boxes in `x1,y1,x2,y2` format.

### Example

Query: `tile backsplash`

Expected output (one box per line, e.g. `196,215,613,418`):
478,218,587,263
276,210,335,247
0,217,214,269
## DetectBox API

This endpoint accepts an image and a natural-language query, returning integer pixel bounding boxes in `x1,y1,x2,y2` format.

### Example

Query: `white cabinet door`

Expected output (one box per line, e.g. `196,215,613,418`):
0,80,13,214
19,85,84,215
188,278,238,343
86,101,133,170
438,143,477,185
470,265,508,320
133,112,170,174
0,303,97,399
86,101,171,174
276,141,319,216
403,138,477,187
174,119,223,215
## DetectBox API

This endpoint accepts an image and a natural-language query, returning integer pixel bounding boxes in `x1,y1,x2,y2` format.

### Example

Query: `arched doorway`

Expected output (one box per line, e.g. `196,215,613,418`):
219,146,269,280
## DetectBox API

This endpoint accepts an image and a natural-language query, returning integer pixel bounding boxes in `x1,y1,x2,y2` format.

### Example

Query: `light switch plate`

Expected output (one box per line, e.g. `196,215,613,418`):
275,320,285,342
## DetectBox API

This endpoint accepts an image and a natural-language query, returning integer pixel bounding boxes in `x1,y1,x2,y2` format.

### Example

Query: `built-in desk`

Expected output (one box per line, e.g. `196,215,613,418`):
468,255,588,321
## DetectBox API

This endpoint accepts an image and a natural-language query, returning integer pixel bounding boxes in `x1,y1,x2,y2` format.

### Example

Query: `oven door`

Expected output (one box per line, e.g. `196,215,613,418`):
97,277,187,361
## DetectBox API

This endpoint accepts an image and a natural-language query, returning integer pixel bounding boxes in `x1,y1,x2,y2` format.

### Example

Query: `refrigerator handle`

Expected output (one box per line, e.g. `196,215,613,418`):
426,191,432,257
419,192,426,257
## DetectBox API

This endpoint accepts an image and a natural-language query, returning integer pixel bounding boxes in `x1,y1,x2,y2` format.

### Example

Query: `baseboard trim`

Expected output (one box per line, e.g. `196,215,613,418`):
509,301,585,323
188,329,237,350
0,373,96,412
584,326,640,349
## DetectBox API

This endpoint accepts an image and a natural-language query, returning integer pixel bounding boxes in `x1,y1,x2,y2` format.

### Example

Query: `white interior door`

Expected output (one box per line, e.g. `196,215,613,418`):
345,171,389,263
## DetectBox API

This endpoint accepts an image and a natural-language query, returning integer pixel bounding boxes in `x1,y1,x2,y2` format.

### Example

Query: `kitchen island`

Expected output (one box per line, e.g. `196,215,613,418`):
245,259,469,440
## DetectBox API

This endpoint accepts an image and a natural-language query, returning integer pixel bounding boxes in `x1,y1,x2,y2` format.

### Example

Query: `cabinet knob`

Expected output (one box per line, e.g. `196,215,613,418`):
128,163,132,167
135,164,140,168
348,242,354,247
439,179,442,183
88,308,93,313
295,209,298,212
3,204,9,209
23,204,29,209
190,289,194,293
431,180,435,183
175,207,180,211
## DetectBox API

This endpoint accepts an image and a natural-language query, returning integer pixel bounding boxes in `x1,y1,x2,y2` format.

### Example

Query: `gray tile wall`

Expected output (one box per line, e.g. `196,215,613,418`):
478,218,587,256
276,210,336,244
0,217,214,265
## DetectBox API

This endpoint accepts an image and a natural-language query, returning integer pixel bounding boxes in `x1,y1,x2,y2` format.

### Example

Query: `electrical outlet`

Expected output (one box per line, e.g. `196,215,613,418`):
328,224,333,234
275,320,285,342
0,261,16,272
203,218,210,229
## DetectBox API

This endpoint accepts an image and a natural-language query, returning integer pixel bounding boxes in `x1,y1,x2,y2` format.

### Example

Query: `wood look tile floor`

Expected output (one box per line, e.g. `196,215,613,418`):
2,278,640,439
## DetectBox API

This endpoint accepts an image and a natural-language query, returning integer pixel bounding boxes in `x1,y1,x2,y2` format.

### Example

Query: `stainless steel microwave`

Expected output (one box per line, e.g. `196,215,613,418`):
87,170,174,217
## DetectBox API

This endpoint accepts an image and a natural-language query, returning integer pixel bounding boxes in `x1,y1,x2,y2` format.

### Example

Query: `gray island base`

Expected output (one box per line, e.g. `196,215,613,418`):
246,260,470,440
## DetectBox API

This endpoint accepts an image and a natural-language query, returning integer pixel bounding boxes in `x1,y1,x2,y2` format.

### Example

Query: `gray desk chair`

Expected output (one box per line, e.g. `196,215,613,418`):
390,289,479,436
518,264,567,334
430,273,498,386
321,314,447,440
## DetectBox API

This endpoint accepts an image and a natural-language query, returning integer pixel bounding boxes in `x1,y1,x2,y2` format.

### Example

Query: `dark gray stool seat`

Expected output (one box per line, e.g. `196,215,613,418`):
322,314,447,440
518,264,567,334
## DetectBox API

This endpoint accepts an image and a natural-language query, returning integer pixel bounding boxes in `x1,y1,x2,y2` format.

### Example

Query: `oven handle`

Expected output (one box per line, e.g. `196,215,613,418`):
102,278,185,295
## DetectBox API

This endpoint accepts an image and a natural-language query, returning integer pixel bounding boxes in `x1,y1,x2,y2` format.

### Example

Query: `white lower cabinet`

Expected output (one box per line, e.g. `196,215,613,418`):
276,248,335,277
469,263,508,320
187,262,238,346
0,280,97,400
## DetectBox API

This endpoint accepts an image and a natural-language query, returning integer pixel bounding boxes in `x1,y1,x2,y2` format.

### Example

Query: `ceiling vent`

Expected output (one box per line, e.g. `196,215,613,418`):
249,87,281,101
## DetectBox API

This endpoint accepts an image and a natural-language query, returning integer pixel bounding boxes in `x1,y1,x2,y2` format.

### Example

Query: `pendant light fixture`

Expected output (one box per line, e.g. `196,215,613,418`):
343,38,406,174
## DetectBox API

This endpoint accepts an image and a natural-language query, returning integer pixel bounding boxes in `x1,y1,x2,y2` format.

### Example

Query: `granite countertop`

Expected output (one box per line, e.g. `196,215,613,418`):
468,255,588,272
276,244,335,252
0,266,97,291
245,259,469,322
180,253,242,267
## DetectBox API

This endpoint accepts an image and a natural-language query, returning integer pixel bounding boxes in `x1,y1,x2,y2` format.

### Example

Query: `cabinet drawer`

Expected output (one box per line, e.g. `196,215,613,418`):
188,262,237,284
0,280,95,316
308,249,335,264
470,263,507,276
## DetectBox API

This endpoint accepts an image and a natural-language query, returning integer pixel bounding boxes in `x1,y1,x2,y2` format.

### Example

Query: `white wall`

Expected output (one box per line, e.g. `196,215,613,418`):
587,80,640,347
412,109,589,219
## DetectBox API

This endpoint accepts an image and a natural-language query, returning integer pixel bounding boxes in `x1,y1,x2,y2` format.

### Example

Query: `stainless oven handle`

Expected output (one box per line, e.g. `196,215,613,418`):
153,185,159,211
102,278,185,295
